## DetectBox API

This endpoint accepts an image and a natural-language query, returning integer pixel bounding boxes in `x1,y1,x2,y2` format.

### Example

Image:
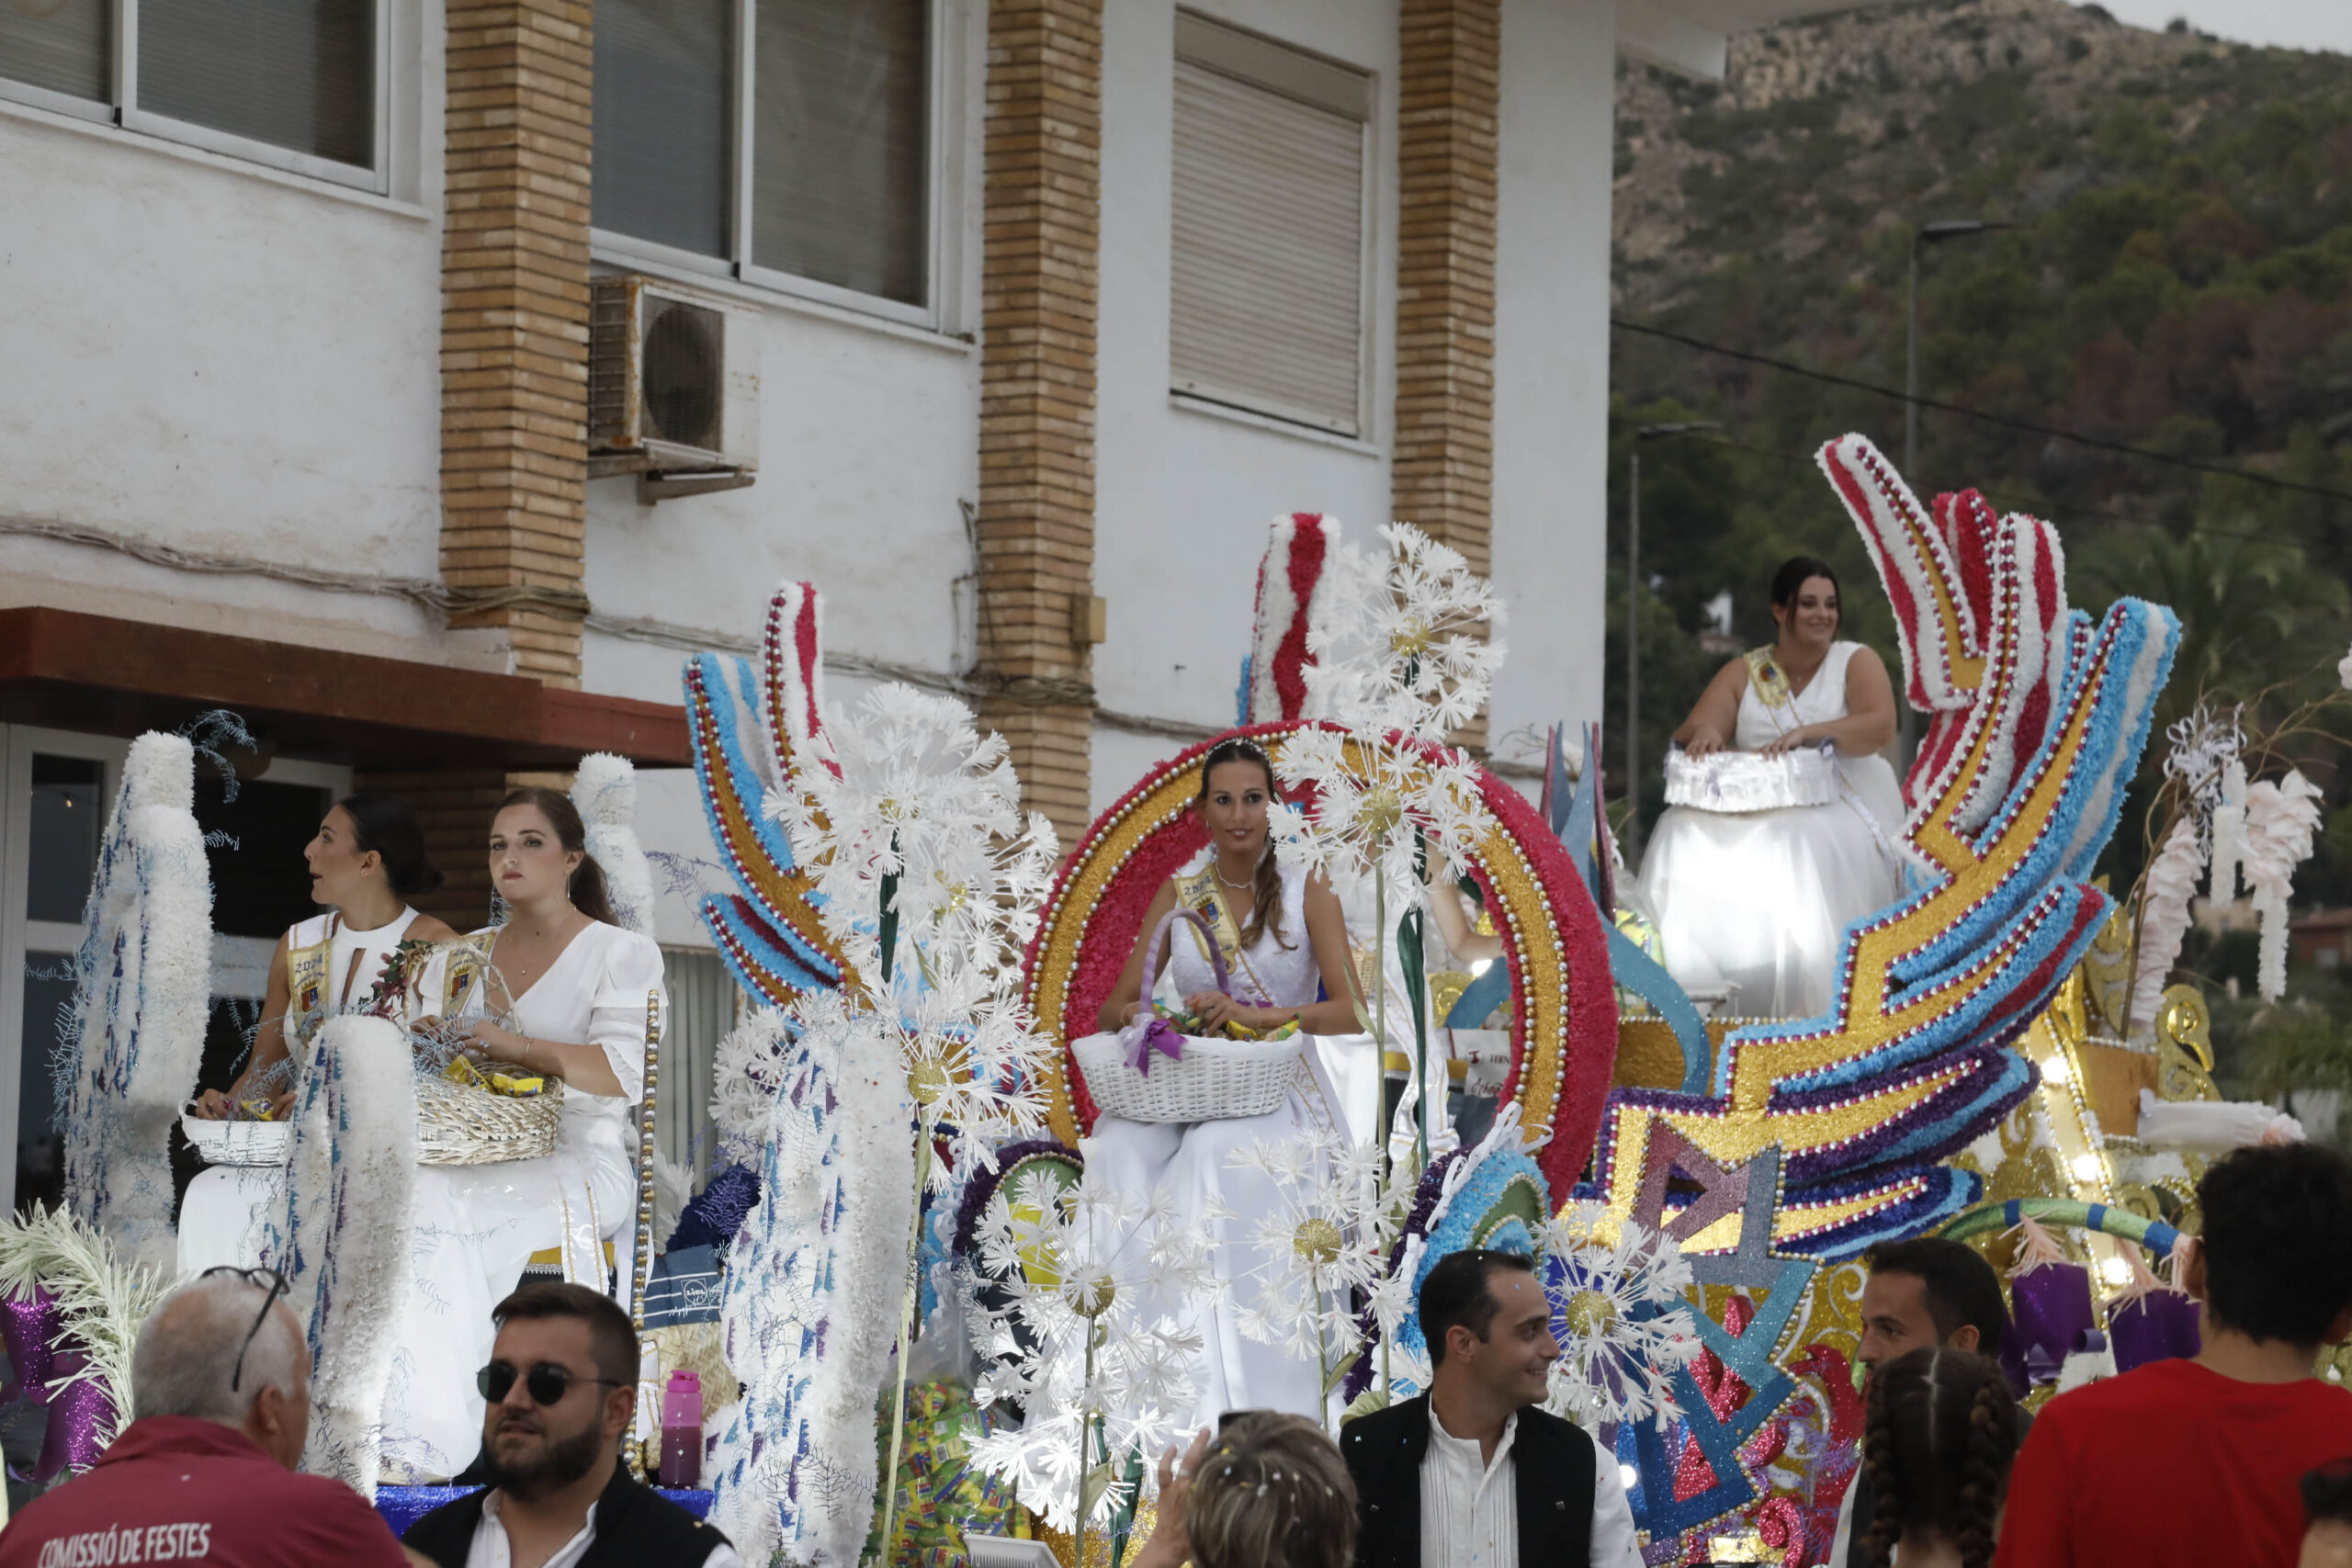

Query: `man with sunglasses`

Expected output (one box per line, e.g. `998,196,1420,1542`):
0,1269,416,1567
402,1282,736,1568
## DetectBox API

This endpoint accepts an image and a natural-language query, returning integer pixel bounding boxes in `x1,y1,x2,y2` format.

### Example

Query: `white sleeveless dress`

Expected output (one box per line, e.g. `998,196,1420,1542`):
1081,858,1342,1430
175,907,429,1276
1637,641,1907,1021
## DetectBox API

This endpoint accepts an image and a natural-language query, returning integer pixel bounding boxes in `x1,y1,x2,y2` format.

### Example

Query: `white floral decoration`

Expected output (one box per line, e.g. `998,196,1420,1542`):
1539,1201,1699,1434
711,1006,797,1167
1268,728,1493,951
2338,643,2352,692
2128,816,2203,1041
2243,770,2325,1002
572,751,655,935
1214,1130,1388,1399
1304,522,1509,742
967,1164,1218,1533
768,682,1057,987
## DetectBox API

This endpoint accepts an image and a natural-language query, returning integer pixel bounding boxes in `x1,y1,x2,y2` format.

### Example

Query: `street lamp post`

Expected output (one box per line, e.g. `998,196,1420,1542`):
1625,421,1722,866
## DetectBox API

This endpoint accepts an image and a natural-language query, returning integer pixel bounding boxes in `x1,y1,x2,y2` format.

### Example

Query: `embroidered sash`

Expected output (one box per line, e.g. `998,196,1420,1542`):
1170,863,1273,1006
1745,647,1792,710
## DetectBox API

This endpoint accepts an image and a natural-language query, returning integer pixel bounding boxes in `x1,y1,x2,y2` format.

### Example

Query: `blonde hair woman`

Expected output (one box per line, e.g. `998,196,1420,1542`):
1130,1416,1358,1568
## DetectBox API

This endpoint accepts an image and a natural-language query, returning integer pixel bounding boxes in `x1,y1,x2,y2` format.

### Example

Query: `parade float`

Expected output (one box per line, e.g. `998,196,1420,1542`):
7,433,2344,1567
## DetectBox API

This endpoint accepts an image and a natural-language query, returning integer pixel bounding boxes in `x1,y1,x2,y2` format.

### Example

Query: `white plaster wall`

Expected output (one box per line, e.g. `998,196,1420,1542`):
1489,0,1620,776
0,37,447,654
1088,0,1402,821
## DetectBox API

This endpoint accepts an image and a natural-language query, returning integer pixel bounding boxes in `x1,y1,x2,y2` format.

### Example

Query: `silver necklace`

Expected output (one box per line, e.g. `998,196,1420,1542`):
1216,865,1254,893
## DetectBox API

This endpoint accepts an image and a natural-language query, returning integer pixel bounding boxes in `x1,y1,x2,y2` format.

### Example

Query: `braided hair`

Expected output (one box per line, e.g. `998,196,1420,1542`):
1860,1348,2019,1568
1197,739,1293,951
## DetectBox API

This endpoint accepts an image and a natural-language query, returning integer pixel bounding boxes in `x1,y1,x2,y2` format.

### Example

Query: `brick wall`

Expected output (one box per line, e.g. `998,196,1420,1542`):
1395,0,1499,750
440,0,595,687
356,769,509,931
975,0,1104,851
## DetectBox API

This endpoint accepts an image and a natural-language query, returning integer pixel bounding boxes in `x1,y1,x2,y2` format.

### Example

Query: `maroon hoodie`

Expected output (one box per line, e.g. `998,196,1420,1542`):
0,1416,411,1568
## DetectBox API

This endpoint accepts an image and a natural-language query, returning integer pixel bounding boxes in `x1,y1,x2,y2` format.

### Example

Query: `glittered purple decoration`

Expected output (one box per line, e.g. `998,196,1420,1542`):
2007,1260,2094,1383
2108,1287,2200,1373
35,1348,114,1482
0,1288,59,1404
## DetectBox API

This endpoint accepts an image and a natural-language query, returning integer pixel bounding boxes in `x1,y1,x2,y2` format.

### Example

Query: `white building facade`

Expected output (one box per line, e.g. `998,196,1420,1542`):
0,0,1819,1208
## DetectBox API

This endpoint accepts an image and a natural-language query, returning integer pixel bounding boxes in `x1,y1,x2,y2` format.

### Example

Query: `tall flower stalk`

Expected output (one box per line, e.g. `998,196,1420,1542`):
762,682,1061,1554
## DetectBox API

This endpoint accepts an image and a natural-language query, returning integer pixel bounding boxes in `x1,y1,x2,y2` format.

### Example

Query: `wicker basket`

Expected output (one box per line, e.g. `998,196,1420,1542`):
180,1113,294,1168
416,1065,564,1165
1075,1032,1303,1123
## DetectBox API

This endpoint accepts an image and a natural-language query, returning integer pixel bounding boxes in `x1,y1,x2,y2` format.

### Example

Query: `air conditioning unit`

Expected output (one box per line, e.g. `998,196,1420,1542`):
589,276,760,501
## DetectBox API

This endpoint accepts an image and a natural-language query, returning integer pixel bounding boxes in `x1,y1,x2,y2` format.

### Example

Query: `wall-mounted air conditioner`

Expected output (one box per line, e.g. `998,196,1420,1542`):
589,276,761,502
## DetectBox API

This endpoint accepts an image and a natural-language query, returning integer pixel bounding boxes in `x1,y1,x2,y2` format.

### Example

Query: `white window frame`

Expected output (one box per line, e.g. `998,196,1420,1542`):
591,0,967,335
0,729,351,1209
0,0,395,194
1167,11,1378,440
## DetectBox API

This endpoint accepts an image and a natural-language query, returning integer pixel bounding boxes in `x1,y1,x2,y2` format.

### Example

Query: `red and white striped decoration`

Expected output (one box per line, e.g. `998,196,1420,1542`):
1245,513,1340,724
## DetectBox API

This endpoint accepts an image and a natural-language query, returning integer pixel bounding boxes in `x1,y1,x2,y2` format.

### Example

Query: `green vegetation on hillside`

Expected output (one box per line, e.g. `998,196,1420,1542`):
1605,0,2352,908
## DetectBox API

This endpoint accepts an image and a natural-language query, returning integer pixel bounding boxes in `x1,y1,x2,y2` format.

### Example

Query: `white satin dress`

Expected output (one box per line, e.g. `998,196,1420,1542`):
1080,859,1345,1431
1637,641,1906,1021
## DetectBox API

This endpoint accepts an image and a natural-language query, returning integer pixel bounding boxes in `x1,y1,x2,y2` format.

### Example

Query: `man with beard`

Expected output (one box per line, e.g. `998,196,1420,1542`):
401,1283,737,1568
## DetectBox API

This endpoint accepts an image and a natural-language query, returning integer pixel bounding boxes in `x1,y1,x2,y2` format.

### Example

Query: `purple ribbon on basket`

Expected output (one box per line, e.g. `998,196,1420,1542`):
1,1290,114,1480
1121,1016,1186,1077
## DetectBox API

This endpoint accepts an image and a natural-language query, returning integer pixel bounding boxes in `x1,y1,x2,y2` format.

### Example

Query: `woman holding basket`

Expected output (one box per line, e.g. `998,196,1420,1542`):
1084,738,1364,1427
383,785,668,1480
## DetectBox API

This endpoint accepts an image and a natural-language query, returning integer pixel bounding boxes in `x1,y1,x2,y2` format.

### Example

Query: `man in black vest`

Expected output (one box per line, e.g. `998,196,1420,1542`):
1340,1249,1642,1568
403,1281,735,1568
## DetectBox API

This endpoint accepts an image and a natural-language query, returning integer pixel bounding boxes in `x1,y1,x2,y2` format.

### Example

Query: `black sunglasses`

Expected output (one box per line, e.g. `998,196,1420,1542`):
477,1359,628,1407
198,1266,289,1394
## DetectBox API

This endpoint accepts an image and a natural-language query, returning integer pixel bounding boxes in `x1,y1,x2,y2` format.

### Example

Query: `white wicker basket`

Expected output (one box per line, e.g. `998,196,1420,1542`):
1664,743,1838,813
415,1066,564,1165
1074,1032,1304,1124
180,1113,293,1168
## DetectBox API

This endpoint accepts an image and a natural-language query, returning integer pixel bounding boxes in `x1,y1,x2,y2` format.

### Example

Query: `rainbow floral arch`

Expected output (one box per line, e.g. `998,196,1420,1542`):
1019,720,1622,1195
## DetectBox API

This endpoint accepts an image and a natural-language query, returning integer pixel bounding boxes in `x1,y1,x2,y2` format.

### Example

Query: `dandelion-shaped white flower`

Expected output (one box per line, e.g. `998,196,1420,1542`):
967,1166,1217,1533
1304,522,1508,742
1540,1201,1699,1433
884,964,1054,1192
1215,1131,1388,1399
768,682,1057,987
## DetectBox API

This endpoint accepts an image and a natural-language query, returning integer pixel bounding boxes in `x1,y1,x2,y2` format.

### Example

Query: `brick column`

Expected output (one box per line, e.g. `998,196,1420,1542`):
1394,0,1499,750
976,0,1102,850
440,0,594,686
354,769,509,931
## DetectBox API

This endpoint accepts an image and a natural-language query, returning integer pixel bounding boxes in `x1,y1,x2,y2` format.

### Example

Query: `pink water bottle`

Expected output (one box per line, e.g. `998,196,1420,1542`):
658,1370,702,1487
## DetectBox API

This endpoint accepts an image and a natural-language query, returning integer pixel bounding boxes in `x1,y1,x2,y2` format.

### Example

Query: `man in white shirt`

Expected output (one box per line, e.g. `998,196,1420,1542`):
1340,1249,1643,1568
399,1282,738,1568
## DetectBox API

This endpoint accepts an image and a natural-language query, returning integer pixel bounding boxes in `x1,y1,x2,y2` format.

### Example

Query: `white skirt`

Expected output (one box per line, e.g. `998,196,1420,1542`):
1638,755,1905,1021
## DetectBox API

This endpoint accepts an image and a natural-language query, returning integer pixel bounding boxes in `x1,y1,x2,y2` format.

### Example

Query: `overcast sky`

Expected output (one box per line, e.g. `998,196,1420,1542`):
2074,0,2352,55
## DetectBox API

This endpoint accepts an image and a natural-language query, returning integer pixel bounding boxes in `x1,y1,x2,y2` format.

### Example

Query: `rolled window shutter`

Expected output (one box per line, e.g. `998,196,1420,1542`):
1170,27,1369,436
140,0,374,166
657,946,736,1183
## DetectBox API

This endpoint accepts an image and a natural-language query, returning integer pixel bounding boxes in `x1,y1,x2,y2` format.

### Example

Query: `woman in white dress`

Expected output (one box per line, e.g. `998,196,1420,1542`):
1638,558,1905,1021
181,795,458,1266
1083,739,1364,1429
385,785,667,1479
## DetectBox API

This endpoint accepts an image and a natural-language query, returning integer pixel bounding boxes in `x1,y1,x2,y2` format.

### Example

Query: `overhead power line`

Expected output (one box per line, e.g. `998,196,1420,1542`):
1611,317,2352,507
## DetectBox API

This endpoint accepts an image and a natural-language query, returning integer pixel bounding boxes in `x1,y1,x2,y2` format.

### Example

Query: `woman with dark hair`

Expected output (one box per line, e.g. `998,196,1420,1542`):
383,785,668,1479
1636,556,1905,1019
1857,1348,2019,1568
1083,739,1367,1427
179,795,458,1273
191,793,458,1121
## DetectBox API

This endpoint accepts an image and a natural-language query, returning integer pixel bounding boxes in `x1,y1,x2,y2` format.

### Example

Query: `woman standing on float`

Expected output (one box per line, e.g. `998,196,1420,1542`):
1084,738,1363,1427
182,795,458,1262
382,785,668,1480
1638,556,1905,1020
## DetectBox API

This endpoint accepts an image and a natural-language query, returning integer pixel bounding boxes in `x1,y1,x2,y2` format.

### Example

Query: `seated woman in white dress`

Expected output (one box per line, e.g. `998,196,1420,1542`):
386,785,667,1479
1083,739,1364,1429
182,794,459,1263
1637,557,1905,1021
